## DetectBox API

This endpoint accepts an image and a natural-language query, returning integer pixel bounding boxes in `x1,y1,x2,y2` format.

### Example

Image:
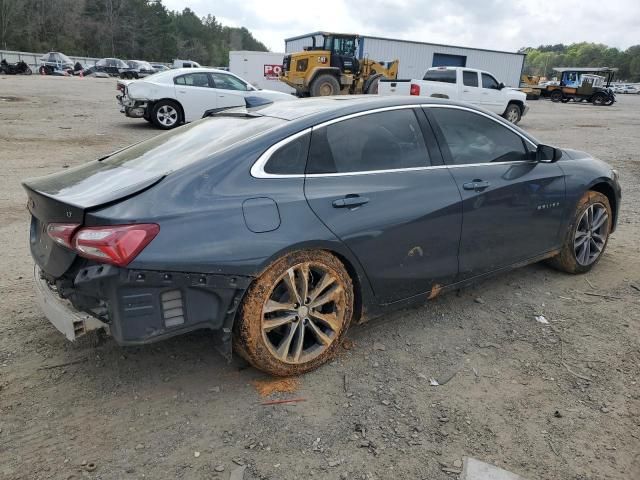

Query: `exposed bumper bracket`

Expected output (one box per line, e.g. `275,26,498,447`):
33,267,108,341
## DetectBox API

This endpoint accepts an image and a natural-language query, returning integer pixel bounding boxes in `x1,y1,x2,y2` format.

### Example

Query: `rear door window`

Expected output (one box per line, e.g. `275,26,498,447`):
174,73,212,87
307,109,430,174
463,71,479,87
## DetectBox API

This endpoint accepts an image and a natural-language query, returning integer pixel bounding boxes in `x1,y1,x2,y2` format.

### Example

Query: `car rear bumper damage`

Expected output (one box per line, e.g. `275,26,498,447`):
117,94,148,118
34,264,252,354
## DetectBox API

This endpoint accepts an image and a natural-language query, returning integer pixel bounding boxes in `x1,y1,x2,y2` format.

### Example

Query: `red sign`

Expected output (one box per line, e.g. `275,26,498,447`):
264,64,282,79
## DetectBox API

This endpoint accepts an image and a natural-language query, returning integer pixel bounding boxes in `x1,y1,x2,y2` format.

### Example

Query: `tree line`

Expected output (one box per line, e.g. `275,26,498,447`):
521,43,640,82
0,0,268,66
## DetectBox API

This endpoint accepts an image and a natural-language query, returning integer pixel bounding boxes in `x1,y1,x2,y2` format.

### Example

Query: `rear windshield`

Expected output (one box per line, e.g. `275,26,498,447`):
102,116,285,172
423,69,457,83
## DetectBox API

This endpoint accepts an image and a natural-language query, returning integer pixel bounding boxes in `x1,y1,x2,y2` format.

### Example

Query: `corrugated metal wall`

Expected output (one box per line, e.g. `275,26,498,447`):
284,35,525,87
362,38,524,87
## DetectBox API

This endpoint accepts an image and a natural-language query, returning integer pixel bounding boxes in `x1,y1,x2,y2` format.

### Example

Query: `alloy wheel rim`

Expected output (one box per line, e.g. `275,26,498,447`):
261,262,345,364
507,107,518,122
157,105,178,126
574,203,609,266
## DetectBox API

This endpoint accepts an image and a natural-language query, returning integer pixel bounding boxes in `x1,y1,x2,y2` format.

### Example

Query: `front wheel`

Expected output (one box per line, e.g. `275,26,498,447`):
234,250,354,376
503,103,522,124
592,93,606,105
310,74,340,96
547,191,612,274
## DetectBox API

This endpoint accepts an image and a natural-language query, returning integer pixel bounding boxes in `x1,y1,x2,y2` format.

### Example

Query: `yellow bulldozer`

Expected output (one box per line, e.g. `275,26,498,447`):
280,33,399,97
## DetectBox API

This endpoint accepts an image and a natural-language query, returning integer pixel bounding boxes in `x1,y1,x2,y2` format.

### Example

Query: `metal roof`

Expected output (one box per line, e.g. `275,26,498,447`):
284,31,526,57
553,67,619,73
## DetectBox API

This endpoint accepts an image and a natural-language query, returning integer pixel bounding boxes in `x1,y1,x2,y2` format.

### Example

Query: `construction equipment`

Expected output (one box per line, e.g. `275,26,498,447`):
280,32,399,97
545,67,617,105
519,74,543,100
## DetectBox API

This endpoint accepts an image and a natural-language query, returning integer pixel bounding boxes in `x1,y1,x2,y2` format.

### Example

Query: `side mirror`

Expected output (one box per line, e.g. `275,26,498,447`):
536,144,562,163
498,82,505,90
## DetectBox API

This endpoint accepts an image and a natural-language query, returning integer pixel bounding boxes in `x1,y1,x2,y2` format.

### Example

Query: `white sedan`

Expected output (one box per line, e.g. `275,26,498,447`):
117,68,295,129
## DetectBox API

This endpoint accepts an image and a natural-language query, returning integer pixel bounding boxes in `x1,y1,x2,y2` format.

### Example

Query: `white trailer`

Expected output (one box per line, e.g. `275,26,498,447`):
229,51,296,94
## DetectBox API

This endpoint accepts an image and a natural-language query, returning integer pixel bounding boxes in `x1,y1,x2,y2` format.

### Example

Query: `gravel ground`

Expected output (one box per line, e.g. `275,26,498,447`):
0,75,639,480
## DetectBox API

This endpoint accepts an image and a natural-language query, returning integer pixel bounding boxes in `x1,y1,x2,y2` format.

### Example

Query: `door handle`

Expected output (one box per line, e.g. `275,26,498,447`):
463,180,490,191
332,195,370,208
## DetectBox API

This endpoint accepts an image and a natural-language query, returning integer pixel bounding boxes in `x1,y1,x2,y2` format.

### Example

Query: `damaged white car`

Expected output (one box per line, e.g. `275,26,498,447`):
117,68,294,129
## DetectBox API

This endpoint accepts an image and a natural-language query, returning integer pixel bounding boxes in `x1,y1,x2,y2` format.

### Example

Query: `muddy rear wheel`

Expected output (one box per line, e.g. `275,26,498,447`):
234,250,353,376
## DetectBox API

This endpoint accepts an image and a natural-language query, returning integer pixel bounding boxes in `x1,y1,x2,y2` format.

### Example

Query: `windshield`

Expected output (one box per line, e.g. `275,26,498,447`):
323,36,357,56
102,115,286,173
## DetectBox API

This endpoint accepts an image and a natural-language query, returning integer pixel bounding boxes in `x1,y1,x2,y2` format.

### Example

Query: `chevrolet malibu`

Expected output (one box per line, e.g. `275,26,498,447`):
24,97,621,376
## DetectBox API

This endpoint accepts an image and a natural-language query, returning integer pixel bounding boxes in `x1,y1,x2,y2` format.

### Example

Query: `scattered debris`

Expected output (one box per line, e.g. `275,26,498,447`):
194,451,200,458
373,342,386,351
252,377,299,397
84,462,97,472
535,315,549,324
462,457,527,479
261,397,306,406
554,410,563,418
477,342,500,349
580,291,622,300
135,443,144,450
630,283,640,292
474,297,485,304
214,465,225,472
453,459,463,468
229,465,247,480
429,378,440,386
38,358,87,370
328,459,341,467
563,362,591,382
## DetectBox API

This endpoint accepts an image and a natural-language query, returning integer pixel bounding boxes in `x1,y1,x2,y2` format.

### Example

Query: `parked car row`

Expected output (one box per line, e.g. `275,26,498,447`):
612,84,639,94
32,51,192,78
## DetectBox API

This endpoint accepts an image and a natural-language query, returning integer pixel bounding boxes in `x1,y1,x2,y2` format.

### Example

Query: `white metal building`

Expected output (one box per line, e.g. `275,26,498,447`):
229,51,295,94
284,33,526,87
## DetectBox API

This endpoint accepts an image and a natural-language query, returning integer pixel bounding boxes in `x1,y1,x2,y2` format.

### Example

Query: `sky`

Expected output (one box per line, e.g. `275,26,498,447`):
163,0,639,53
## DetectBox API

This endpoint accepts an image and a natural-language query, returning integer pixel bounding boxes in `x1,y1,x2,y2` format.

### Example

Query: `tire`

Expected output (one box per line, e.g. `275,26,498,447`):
550,90,563,102
592,93,606,105
39,65,47,75
561,97,570,103
547,191,612,274
151,100,182,129
310,74,340,96
363,74,383,94
503,103,522,124
234,250,354,376
24,67,32,75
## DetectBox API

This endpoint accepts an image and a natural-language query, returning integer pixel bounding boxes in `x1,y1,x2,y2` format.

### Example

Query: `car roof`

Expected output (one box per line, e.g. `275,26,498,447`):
251,95,481,121
171,67,231,75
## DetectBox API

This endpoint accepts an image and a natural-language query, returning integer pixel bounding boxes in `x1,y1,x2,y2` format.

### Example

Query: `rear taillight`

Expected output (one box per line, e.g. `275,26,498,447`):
410,83,421,96
47,223,80,249
72,224,159,267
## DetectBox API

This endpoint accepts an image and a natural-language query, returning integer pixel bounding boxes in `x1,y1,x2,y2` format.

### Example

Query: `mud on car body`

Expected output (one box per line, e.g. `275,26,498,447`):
24,96,621,376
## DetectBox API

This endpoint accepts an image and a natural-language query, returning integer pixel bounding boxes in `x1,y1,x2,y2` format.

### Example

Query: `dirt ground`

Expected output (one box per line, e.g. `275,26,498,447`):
1,75,639,480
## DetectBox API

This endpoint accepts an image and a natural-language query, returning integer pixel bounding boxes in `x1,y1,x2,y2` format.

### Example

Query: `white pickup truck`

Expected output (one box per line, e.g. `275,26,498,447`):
378,66,528,124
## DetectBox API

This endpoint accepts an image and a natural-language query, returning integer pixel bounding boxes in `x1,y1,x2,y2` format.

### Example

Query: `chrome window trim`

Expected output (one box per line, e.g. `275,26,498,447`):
250,103,538,179
250,128,312,179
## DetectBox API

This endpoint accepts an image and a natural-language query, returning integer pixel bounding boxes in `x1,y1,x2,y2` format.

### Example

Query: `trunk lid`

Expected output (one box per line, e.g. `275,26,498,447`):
23,161,164,277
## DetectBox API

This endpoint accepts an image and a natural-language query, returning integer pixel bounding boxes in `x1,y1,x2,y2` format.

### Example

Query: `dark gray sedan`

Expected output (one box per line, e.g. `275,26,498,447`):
23,97,621,376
